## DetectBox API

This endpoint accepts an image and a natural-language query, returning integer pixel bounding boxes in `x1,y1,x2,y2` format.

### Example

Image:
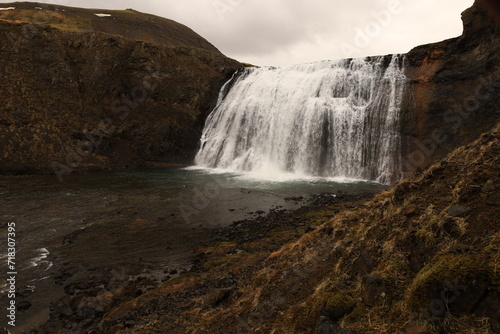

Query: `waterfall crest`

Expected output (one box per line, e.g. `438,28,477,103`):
195,55,408,184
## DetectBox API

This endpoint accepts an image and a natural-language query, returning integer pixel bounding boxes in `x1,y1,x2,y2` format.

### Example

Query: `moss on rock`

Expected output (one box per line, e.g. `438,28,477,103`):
321,293,357,321
405,253,497,311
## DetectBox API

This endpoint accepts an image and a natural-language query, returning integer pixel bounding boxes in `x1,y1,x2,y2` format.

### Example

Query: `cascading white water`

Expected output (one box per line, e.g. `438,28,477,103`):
195,55,408,184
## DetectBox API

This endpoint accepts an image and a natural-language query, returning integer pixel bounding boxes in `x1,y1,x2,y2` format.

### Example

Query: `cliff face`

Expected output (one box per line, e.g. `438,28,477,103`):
0,3,241,175
401,0,500,175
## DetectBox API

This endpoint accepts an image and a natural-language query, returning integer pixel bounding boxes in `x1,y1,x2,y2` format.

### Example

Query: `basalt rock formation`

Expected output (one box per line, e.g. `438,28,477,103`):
402,0,500,175
0,2,241,175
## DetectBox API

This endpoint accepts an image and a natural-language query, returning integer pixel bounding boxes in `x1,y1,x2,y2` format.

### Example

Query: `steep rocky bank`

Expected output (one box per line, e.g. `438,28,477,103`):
0,2,241,175
401,0,500,175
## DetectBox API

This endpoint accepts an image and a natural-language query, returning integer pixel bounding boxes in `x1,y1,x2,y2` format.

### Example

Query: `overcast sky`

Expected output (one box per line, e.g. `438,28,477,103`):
1,0,475,66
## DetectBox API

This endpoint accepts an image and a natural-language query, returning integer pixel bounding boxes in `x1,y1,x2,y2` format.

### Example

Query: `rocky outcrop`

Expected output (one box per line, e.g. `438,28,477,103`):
401,0,500,175
0,3,241,176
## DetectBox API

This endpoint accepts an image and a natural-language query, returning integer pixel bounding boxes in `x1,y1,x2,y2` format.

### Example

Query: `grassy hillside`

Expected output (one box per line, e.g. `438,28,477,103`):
0,2,220,52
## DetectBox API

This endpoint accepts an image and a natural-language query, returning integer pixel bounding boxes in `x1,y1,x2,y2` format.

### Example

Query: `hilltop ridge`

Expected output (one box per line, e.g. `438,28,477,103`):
0,2,220,52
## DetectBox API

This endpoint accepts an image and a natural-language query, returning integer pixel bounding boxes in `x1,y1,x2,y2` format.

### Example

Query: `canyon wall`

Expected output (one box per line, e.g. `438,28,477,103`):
401,0,499,175
0,3,241,176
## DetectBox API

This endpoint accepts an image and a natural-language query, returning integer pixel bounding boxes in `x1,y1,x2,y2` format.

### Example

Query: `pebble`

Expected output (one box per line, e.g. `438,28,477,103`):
447,205,469,217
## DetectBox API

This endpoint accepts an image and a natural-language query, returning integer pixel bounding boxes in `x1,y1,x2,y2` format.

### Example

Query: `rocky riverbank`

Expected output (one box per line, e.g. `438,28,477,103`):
30,192,379,333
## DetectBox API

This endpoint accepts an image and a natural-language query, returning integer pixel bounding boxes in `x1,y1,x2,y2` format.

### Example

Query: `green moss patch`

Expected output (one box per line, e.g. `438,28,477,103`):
321,293,357,320
405,253,496,311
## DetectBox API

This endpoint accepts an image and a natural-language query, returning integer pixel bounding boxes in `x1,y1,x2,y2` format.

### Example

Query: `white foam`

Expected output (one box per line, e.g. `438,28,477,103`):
28,248,53,271
31,276,50,282
0,281,7,294
188,166,373,184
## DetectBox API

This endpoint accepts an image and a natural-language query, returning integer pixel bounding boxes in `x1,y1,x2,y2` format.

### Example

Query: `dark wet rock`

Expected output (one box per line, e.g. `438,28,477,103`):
447,205,470,217
16,285,36,298
63,229,85,245
285,196,305,202
404,205,419,217
351,250,376,275
362,273,386,306
314,316,353,334
17,300,32,311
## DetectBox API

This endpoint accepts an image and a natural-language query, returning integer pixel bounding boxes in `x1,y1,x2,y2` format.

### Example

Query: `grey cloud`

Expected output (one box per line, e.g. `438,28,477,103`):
0,0,474,65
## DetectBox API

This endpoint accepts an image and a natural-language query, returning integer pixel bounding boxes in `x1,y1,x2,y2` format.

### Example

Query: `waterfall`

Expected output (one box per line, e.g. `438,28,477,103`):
195,55,408,184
